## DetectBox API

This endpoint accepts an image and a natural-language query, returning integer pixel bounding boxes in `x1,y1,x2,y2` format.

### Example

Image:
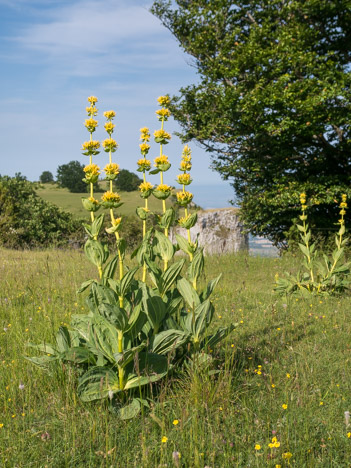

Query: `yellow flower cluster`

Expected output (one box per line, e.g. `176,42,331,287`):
137,158,151,170
139,181,153,192
157,95,170,107
104,163,120,175
156,184,171,193
177,173,191,185
104,122,115,134
139,143,150,155
88,196,99,205
84,119,98,131
154,129,171,141
154,155,169,167
182,145,191,157
104,110,116,120
176,191,193,204
102,138,118,152
82,140,100,151
112,217,122,227
101,191,120,203
84,164,100,176
88,96,98,104
156,108,171,120
86,106,98,116
180,160,192,171
140,127,150,142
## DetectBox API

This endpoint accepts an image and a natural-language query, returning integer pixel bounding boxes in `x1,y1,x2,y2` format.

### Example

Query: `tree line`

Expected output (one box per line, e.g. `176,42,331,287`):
40,161,142,193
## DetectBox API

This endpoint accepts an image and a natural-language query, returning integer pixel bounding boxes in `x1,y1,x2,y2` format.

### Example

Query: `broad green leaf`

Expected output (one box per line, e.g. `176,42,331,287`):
78,367,120,402
102,254,119,283
98,302,128,331
177,277,200,309
56,326,71,353
188,248,204,283
160,259,185,295
154,230,175,262
113,342,146,368
84,239,106,268
200,274,222,301
150,329,190,354
118,398,141,420
89,315,120,362
201,325,237,350
120,267,139,296
185,299,214,340
77,279,95,294
64,347,96,364
124,352,168,389
90,214,105,238
175,234,191,254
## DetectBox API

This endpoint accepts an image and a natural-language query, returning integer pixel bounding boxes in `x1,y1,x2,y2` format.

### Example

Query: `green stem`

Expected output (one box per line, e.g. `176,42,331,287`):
302,214,314,283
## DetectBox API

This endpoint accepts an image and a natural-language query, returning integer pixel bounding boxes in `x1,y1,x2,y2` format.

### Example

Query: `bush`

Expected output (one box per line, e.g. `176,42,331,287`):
0,174,84,248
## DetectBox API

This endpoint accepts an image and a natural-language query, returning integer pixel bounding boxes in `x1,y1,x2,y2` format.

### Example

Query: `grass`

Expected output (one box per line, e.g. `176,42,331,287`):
36,183,172,219
1,248,351,466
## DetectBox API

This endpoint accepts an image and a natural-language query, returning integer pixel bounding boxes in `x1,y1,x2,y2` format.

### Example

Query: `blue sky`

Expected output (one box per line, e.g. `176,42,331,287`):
0,0,235,208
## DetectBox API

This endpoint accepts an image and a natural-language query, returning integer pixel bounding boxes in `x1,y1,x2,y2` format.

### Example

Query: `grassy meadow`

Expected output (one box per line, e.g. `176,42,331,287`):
1,248,351,467
36,183,172,219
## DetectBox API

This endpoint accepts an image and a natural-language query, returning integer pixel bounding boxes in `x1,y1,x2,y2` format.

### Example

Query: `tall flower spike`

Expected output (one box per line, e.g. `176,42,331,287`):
81,97,100,222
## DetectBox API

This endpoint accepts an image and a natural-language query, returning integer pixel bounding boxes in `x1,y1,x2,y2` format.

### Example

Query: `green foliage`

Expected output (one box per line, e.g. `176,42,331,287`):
57,160,87,193
114,169,142,192
151,0,351,246
0,174,83,248
28,215,236,418
275,196,351,296
39,171,54,183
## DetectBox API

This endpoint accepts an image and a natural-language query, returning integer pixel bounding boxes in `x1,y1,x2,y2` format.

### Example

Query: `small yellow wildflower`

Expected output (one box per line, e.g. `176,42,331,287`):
104,122,115,133
161,436,168,443
104,163,120,175
157,95,171,107
286,373,291,379
319,401,324,406
282,403,288,410
112,217,122,227
347,432,351,438
0,424,3,428
340,202,347,208
271,384,276,388
156,108,171,120
101,191,120,203
88,196,99,205
103,110,116,120
254,444,261,450
282,452,292,460
268,436,280,448
87,96,98,104
102,138,118,152
173,419,179,425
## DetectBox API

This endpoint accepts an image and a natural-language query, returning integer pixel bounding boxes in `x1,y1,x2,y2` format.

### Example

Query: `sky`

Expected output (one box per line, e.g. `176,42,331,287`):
0,0,235,208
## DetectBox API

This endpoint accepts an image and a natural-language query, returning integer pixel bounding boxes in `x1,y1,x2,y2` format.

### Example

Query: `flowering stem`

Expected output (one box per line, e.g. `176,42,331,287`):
109,207,124,308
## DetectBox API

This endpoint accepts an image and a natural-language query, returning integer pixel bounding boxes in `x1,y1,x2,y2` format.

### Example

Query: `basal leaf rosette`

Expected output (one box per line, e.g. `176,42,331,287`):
101,191,123,209
153,184,172,200
139,181,154,199
137,158,151,173
177,173,192,186
176,191,193,206
82,140,100,157
152,155,171,174
104,162,120,181
102,138,118,153
82,196,100,212
154,129,171,145
83,163,100,184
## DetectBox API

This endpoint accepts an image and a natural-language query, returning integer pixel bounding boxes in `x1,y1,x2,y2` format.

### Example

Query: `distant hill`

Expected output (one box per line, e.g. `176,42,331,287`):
36,183,172,219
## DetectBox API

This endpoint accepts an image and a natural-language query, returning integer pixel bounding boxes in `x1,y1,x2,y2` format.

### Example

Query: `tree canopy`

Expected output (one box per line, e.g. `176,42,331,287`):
151,0,351,247
39,171,54,183
114,169,142,192
57,160,87,193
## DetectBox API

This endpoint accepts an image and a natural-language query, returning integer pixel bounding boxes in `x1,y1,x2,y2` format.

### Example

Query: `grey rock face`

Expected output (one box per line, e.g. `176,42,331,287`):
171,208,248,255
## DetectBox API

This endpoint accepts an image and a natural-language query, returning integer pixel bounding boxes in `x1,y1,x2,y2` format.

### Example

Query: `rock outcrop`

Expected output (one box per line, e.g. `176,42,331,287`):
171,208,248,255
